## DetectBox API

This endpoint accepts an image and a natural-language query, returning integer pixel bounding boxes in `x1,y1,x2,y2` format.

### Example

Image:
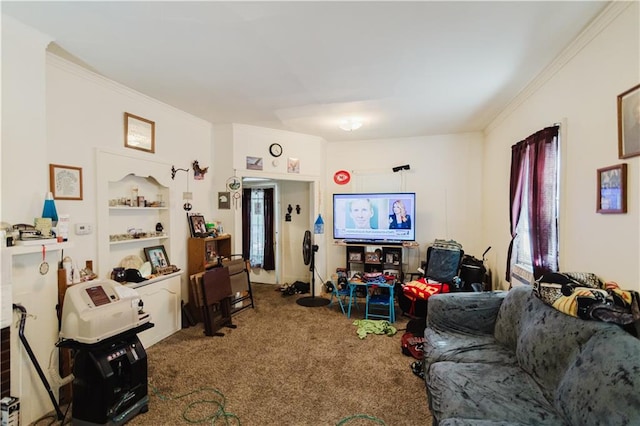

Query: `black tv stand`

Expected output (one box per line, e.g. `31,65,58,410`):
343,243,405,280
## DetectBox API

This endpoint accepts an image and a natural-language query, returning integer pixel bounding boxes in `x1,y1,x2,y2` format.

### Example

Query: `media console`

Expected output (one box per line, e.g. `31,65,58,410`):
336,241,419,281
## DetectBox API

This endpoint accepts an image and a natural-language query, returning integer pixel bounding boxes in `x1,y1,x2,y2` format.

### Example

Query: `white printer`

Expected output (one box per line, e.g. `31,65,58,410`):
59,279,151,344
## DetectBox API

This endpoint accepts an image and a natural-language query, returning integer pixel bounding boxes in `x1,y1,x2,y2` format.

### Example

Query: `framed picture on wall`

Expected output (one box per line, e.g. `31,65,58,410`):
617,83,640,159
49,163,83,200
124,112,155,153
597,163,627,214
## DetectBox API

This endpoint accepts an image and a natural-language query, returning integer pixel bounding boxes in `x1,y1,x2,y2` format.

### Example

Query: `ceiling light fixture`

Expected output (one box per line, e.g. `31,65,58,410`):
339,118,363,132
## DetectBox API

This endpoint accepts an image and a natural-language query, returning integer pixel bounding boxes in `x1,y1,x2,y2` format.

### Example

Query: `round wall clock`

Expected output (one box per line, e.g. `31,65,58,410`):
269,143,283,157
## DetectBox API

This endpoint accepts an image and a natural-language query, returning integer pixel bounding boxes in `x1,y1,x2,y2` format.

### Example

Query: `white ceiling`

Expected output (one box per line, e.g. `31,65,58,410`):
2,1,609,142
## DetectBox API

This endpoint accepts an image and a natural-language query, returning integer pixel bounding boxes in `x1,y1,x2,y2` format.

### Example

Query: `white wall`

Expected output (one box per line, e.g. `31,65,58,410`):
324,132,485,277
483,2,640,290
45,55,213,280
213,123,326,286
2,18,213,424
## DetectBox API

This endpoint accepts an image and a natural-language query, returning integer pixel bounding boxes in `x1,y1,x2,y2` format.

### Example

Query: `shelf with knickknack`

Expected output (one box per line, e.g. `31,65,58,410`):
96,150,182,350
106,173,170,267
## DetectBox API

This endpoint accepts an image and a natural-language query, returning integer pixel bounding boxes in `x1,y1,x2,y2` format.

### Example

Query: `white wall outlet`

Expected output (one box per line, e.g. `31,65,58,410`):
75,223,92,235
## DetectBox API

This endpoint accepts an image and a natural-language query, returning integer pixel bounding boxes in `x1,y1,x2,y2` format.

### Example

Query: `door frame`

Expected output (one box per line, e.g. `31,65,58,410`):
234,172,321,289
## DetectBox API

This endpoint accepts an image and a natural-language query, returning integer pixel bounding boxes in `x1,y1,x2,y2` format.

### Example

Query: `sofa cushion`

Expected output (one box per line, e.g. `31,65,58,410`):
427,291,507,336
493,285,530,350
556,328,640,426
423,327,517,369
428,361,566,425
439,419,533,426
424,291,513,369
510,287,622,402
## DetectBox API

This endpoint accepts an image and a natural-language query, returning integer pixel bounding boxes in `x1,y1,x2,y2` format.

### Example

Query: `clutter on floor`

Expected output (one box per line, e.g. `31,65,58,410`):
352,319,397,339
280,281,310,296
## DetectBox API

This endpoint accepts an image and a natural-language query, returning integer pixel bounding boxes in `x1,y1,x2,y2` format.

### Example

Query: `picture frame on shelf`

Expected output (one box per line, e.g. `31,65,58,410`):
597,163,627,214
144,245,170,272
188,214,208,237
617,83,640,159
49,163,83,200
348,251,362,262
124,112,155,153
365,252,380,263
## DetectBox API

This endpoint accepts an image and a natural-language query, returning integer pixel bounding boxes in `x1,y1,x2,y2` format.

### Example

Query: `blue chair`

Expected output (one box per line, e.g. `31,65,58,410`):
328,280,357,316
365,282,396,323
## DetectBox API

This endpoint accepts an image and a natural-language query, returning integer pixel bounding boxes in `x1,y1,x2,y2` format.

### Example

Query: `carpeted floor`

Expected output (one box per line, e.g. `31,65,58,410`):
128,283,433,426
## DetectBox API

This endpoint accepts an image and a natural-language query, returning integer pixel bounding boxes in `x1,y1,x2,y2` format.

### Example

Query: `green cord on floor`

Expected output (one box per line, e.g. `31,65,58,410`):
151,380,383,426
337,414,386,425
150,382,240,425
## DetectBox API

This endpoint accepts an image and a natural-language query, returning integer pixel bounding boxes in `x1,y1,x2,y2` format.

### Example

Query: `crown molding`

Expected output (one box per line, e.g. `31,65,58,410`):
46,52,212,128
485,1,634,134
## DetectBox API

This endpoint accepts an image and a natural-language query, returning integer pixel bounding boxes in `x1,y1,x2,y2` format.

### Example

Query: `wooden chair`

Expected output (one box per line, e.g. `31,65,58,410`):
200,266,236,337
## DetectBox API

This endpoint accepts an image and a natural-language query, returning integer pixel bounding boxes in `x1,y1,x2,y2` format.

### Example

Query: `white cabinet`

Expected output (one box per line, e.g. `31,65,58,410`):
128,272,181,348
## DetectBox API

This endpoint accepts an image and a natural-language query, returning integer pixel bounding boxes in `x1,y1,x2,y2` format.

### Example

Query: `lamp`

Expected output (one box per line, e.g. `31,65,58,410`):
339,118,363,132
42,192,58,225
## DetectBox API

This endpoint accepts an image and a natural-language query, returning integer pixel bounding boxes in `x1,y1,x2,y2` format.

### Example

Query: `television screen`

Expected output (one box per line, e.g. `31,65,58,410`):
333,192,416,242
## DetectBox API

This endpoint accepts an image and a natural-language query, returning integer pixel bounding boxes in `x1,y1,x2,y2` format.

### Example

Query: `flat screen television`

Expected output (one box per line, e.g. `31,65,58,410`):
333,192,416,242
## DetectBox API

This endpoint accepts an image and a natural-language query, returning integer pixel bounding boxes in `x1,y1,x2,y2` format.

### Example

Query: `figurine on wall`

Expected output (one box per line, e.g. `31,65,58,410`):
192,160,209,180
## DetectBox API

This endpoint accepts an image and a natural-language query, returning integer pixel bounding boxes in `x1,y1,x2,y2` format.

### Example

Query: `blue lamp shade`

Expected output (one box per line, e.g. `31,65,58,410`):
42,191,59,224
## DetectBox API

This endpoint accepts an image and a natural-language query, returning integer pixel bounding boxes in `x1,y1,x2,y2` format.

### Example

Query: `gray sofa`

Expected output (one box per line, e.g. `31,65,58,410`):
423,285,640,425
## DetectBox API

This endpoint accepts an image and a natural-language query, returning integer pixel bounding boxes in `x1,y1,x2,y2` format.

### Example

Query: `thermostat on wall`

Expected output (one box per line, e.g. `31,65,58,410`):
75,223,92,235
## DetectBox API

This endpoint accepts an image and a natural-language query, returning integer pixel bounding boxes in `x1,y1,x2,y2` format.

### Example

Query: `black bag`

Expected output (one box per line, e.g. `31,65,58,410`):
460,254,486,291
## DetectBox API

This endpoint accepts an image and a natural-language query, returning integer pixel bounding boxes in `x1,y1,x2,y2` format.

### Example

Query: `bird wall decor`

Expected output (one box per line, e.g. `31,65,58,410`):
192,160,209,180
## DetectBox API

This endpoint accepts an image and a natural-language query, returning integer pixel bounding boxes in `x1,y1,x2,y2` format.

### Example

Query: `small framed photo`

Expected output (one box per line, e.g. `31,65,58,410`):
218,192,231,209
246,156,263,170
365,252,380,263
189,214,208,237
144,245,170,272
617,83,640,159
348,251,362,262
124,112,155,153
287,157,300,173
49,164,83,200
597,163,627,214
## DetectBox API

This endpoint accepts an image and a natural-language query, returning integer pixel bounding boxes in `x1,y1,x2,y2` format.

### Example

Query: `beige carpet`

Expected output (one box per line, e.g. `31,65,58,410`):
128,283,433,426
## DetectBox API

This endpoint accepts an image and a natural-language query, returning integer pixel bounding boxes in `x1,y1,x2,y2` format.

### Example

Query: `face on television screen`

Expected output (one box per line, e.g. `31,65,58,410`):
333,192,416,242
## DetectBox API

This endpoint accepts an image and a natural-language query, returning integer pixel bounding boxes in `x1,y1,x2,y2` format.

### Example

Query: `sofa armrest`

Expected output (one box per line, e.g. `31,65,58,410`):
427,291,507,335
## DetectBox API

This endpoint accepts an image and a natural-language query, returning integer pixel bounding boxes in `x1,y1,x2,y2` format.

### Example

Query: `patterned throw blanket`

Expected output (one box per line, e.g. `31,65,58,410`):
533,272,640,335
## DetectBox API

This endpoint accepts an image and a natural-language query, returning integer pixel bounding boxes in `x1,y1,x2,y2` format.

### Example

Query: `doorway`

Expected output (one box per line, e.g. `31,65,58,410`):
241,178,312,285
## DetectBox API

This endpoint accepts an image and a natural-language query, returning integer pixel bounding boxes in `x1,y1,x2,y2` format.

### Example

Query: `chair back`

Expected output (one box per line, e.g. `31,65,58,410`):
425,243,464,284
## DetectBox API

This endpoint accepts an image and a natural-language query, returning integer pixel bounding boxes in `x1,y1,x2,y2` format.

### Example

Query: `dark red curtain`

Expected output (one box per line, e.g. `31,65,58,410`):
505,141,527,280
242,188,251,260
241,187,275,270
506,125,559,281
527,126,559,278
262,188,275,271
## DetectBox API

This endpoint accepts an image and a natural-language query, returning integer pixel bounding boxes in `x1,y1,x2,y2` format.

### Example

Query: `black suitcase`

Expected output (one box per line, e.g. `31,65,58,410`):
459,247,491,291
398,241,464,318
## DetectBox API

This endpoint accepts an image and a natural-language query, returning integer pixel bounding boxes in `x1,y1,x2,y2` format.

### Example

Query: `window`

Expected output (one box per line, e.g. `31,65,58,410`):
248,188,265,267
507,126,560,283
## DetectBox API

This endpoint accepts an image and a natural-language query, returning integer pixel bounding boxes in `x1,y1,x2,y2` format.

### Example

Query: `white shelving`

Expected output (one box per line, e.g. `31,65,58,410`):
96,149,180,348
109,236,168,246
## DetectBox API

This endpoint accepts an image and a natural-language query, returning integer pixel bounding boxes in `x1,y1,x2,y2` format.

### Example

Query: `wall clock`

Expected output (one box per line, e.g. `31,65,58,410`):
269,143,283,157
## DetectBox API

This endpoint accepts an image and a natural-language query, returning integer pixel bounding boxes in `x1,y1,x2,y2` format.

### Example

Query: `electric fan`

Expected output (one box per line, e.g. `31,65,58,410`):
296,230,330,307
